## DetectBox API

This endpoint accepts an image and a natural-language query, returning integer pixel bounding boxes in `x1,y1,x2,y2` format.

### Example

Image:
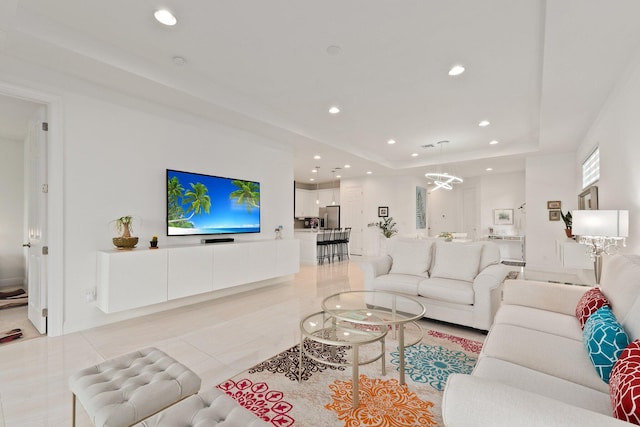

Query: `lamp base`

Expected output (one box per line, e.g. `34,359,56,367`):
594,255,603,285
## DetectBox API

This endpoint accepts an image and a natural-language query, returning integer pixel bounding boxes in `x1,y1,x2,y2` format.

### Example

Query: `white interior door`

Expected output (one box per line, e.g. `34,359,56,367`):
25,107,47,334
462,187,477,240
342,187,363,255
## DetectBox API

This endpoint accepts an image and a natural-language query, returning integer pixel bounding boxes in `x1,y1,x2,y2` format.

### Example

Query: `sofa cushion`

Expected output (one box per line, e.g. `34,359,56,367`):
482,323,609,393
473,356,613,415
430,242,482,283
609,340,640,424
388,239,433,277
418,277,474,305
599,255,640,325
372,274,422,295
576,287,609,329
583,306,630,383
494,305,583,341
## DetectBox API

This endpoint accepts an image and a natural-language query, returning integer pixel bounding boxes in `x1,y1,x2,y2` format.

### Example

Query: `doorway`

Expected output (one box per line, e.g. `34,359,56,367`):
0,92,50,337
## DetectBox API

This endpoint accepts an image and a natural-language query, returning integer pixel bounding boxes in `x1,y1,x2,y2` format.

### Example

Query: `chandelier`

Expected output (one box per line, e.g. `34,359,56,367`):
424,141,463,191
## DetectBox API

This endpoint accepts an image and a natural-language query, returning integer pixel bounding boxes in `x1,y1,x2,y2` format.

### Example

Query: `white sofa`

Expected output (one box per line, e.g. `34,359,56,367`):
360,238,509,331
442,254,640,426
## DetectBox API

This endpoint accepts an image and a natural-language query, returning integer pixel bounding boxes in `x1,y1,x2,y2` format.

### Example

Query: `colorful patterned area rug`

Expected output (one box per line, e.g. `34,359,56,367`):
217,328,483,426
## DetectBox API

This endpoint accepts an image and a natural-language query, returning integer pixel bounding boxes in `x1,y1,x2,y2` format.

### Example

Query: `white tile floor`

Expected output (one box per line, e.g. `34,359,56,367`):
0,259,485,427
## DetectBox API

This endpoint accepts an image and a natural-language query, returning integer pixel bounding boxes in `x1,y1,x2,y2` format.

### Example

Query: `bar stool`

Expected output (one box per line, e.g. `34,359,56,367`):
317,230,332,264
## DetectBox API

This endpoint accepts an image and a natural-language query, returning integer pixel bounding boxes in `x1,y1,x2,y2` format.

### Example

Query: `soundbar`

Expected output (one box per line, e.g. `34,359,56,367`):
201,237,235,244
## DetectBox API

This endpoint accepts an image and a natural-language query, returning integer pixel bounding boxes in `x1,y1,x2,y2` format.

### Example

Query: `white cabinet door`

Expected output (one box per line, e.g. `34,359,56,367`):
295,189,319,217
97,250,168,312
276,239,301,276
319,188,339,207
304,191,319,217
168,246,214,299
212,243,250,290
246,241,278,283
294,188,306,217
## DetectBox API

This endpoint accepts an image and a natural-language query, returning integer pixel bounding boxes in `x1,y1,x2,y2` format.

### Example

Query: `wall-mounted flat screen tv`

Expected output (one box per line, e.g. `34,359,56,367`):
167,169,261,236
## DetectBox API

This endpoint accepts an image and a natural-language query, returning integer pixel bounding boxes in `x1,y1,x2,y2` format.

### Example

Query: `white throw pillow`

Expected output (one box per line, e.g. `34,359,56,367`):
430,242,482,283
389,239,433,277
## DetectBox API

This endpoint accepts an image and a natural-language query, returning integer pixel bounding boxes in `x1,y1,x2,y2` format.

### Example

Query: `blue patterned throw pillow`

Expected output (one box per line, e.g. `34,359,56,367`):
583,306,630,383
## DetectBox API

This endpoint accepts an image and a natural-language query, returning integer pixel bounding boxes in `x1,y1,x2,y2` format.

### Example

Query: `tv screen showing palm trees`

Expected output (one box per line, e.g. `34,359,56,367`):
167,169,260,236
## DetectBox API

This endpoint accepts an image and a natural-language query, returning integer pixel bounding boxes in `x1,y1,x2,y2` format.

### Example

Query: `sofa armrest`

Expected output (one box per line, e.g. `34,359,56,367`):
473,264,509,293
502,279,590,316
442,374,626,427
359,256,393,290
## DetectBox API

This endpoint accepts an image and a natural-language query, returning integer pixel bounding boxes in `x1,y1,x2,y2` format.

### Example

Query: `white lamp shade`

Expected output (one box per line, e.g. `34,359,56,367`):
572,210,629,237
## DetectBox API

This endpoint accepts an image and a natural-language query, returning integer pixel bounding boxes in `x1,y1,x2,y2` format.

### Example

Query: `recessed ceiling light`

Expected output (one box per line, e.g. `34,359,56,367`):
411,153,419,157
448,65,465,76
172,56,186,66
336,175,341,178
309,178,315,181
154,9,177,26
489,140,499,145
366,171,373,175
478,120,490,127
328,106,340,114
311,169,317,173
314,155,321,159
344,164,351,168
387,139,396,145
486,167,493,171
326,45,342,56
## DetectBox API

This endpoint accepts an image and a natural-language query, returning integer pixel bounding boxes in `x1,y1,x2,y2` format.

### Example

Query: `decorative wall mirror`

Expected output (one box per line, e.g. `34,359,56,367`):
578,185,598,210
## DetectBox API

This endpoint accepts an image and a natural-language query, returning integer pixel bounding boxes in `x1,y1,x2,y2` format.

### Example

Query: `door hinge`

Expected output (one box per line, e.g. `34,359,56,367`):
42,122,48,131
42,184,48,193
42,246,49,255
42,308,48,317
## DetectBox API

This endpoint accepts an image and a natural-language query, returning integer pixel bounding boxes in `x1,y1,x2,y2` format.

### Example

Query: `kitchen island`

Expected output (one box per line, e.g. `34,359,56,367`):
294,229,320,264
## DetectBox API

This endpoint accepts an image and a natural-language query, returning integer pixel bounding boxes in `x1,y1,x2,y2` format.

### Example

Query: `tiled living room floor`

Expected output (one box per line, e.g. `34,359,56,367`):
0,258,485,426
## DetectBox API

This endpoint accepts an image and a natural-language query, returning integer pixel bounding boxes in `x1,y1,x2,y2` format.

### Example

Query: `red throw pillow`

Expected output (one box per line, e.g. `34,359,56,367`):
610,340,640,424
575,287,609,329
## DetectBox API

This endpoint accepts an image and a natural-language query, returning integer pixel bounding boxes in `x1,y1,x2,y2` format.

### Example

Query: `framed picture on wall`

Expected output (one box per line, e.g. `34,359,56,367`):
547,201,561,210
378,206,389,218
549,210,561,221
493,209,514,225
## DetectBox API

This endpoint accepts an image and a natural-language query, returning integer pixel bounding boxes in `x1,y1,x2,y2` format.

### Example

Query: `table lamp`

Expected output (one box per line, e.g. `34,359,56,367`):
572,210,628,284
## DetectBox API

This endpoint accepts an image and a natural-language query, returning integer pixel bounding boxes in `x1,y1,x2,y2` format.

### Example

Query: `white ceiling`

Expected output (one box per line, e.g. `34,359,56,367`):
3,0,640,183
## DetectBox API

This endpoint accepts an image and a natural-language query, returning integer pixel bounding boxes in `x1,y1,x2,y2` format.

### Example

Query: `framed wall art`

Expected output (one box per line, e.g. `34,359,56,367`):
549,210,561,221
547,201,561,210
378,206,389,218
493,209,514,225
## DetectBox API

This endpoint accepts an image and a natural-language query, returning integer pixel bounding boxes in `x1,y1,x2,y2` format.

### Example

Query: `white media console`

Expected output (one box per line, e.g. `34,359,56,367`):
96,239,300,313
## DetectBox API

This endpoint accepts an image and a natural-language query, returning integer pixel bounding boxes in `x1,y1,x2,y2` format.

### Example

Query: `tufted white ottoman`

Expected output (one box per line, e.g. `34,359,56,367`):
69,347,201,427
136,387,270,427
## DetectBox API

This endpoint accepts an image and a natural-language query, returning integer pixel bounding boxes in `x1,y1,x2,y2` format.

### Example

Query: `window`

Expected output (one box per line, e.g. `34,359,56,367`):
582,147,599,189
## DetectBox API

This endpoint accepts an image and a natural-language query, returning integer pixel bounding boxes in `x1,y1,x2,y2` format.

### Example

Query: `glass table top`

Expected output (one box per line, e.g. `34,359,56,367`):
321,290,426,326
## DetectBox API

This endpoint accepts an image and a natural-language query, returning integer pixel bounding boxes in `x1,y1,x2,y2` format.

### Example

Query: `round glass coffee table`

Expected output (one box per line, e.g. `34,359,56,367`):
299,311,388,408
322,290,426,386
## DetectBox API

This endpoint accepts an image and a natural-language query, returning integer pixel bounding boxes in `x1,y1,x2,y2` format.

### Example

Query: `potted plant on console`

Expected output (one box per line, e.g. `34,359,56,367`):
560,210,573,238
112,215,139,249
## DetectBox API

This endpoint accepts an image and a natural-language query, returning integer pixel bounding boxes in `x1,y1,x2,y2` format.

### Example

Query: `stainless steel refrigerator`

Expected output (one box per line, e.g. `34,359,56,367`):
319,206,340,228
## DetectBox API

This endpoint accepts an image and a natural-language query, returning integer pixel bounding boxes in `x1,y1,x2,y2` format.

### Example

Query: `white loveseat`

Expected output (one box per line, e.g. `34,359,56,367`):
442,254,640,426
360,238,509,331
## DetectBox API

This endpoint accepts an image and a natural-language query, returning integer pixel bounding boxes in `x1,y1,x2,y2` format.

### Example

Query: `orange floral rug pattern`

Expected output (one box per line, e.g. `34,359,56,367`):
325,375,436,427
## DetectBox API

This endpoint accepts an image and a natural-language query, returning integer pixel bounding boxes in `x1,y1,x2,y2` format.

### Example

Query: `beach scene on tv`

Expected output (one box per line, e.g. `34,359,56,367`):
167,170,261,235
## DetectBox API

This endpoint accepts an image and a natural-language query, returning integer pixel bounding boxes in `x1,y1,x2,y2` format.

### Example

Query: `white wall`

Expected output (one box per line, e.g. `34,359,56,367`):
342,175,429,256
0,55,295,334
0,137,25,287
480,172,526,236
524,153,577,271
576,50,640,255
61,93,294,332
